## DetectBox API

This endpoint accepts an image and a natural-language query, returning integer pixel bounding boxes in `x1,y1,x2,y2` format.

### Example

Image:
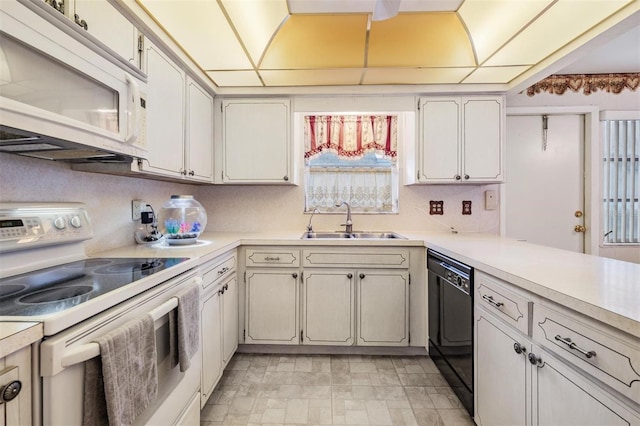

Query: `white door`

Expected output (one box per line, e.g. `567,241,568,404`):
222,275,238,364
201,289,222,407
505,115,585,252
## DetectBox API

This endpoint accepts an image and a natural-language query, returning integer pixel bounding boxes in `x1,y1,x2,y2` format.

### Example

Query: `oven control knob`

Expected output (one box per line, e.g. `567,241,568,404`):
53,217,66,230
70,215,82,228
0,379,22,403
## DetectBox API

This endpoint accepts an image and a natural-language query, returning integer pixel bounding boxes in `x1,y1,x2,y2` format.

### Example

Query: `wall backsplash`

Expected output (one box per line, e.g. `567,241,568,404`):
0,153,196,254
0,153,500,254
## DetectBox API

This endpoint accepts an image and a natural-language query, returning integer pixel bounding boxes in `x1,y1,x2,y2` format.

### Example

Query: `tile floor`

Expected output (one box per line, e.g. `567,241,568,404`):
200,353,475,425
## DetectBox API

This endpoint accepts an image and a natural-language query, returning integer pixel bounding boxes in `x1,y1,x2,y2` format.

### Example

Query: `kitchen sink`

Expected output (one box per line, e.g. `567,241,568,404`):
301,231,407,239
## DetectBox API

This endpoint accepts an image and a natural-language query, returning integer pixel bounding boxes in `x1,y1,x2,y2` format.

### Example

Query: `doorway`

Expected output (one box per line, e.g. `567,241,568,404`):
504,114,586,253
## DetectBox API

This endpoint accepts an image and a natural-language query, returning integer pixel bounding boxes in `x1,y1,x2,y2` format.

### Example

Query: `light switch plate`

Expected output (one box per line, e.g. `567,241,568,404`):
485,190,497,210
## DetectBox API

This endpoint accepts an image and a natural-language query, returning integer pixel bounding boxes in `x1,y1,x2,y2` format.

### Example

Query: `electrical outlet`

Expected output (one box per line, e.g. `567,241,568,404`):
132,200,146,220
485,190,497,210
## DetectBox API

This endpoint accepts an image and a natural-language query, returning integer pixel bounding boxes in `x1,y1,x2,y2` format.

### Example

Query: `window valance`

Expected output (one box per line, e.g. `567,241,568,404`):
304,115,398,161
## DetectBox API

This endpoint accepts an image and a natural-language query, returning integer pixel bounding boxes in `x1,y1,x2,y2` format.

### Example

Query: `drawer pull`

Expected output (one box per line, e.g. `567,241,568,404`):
482,294,504,308
555,335,597,359
217,267,229,275
264,256,280,262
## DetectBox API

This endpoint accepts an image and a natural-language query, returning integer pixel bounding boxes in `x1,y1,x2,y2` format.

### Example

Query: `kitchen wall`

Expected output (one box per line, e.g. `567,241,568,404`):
0,153,196,254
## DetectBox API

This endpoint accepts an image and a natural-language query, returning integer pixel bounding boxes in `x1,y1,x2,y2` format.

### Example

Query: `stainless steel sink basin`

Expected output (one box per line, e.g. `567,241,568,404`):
301,231,407,240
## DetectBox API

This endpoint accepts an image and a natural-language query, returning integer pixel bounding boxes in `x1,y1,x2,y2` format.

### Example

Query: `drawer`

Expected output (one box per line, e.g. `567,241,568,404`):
534,302,640,404
303,249,409,268
202,253,236,289
475,271,532,336
245,248,300,267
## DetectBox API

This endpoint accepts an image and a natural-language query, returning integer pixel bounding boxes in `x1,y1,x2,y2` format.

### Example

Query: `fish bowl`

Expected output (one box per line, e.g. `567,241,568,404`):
157,195,207,245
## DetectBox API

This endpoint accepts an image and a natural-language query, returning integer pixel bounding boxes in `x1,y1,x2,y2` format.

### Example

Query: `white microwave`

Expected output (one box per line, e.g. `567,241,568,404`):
0,1,147,162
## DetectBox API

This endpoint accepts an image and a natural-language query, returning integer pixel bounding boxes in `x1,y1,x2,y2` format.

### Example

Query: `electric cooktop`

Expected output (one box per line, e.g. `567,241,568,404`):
0,257,188,317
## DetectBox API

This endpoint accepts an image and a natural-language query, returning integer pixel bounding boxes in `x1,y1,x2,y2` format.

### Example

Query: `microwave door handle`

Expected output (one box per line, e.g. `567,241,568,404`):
125,73,140,145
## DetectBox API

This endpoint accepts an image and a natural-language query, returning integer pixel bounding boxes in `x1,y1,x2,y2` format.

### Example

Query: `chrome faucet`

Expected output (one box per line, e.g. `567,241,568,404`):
307,207,319,233
335,201,353,233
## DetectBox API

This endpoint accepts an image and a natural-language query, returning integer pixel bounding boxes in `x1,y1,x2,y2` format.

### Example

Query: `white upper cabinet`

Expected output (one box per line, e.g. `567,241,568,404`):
138,42,213,182
414,96,504,184
218,98,293,184
140,41,185,177
71,0,139,68
186,77,214,182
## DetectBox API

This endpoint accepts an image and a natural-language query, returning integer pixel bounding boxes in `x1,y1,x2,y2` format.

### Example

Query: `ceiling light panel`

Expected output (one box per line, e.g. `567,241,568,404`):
260,15,368,69
205,70,264,87
287,0,377,14
399,0,464,12
139,0,251,70
368,13,476,67
485,0,634,66
221,0,289,66
462,65,531,84
459,0,554,64
363,67,474,84
259,69,364,86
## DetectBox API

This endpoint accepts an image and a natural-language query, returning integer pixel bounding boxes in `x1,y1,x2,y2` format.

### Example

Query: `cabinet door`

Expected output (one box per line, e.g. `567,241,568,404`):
222,275,238,365
302,270,355,346
222,99,291,183
201,289,222,408
186,77,214,182
418,97,460,182
532,343,640,426
142,41,185,176
462,97,503,182
73,0,138,67
474,308,529,426
356,270,408,346
245,270,299,344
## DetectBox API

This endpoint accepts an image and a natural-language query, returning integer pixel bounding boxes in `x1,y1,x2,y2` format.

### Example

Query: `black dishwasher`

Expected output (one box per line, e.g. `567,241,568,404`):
427,249,474,416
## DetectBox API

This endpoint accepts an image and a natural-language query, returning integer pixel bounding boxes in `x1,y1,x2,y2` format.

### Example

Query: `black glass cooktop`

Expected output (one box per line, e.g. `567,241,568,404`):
0,257,188,317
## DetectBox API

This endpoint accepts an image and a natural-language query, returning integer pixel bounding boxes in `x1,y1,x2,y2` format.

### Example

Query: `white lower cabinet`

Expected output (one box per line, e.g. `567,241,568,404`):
475,273,640,426
357,270,409,346
245,269,300,344
243,247,411,347
199,252,237,407
302,270,355,346
222,275,238,364
200,287,222,408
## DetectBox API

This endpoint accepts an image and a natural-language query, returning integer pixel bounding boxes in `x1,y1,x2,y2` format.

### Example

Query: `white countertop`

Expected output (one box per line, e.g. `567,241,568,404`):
94,230,639,338
3,230,637,356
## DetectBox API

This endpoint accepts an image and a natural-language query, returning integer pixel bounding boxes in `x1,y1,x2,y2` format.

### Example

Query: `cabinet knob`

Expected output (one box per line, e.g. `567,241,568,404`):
347,273,353,279
359,273,365,279
283,175,289,181
464,174,470,180
513,343,526,355
0,380,22,403
574,225,586,233
455,175,461,180
292,273,298,279
528,352,543,367
189,170,195,176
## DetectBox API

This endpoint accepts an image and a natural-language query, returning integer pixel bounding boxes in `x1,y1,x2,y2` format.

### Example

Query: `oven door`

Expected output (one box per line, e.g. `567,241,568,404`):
38,271,201,426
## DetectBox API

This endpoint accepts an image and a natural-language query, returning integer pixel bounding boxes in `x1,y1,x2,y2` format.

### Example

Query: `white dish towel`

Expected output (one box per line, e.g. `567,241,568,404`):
83,313,158,426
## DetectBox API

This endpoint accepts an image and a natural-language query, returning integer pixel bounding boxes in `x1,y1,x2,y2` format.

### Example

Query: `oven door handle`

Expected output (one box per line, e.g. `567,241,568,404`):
60,296,181,369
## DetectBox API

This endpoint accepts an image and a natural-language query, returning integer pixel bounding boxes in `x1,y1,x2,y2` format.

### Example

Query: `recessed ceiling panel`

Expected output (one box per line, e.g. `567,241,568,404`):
363,67,473,84
206,71,263,87
459,0,554,64
261,15,368,69
368,13,476,67
287,0,463,13
221,0,289,65
462,66,530,84
259,69,364,86
139,0,251,70
485,0,634,66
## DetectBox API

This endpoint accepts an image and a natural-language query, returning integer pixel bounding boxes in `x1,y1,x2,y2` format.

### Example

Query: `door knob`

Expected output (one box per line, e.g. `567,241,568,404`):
574,225,586,233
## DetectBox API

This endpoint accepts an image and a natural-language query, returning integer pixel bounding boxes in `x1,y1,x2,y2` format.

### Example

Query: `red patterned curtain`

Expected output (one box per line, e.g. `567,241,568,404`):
304,115,398,161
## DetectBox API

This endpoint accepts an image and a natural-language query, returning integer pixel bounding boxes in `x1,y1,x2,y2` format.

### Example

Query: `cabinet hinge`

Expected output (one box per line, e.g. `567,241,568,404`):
220,103,223,113
416,171,419,180
408,332,411,345
137,35,144,53
243,329,246,341
221,171,224,180
243,271,246,283
300,329,303,342
408,274,411,286
417,100,421,110
301,271,304,282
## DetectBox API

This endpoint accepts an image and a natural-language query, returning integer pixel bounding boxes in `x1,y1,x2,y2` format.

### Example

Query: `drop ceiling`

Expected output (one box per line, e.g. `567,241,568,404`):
136,0,639,93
